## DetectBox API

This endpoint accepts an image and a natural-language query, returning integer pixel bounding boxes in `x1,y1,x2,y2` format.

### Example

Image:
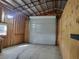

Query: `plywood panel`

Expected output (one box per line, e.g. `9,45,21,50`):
58,0,79,59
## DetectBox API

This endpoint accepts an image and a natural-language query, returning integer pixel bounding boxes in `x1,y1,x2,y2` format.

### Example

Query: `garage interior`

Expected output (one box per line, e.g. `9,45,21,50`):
0,0,79,59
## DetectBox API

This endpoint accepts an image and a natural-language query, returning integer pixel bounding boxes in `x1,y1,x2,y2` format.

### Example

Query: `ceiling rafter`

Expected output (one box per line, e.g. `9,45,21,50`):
14,0,52,10
14,1,37,9
50,0,55,11
0,0,68,16
30,0,41,15
45,0,54,13
1,0,15,9
13,0,32,16
37,0,46,15
1,0,28,16
54,0,58,14
45,1,49,10
21,0,37,16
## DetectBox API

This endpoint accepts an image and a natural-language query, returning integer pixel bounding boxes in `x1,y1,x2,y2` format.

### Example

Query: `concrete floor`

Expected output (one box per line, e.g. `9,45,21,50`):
0,44,62,59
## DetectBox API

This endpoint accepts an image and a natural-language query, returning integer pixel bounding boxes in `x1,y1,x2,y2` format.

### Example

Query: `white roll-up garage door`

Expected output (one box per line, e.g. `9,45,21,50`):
29,16,56,45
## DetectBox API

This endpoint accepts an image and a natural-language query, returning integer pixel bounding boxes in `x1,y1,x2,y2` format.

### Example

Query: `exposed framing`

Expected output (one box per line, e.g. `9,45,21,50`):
0,0,68,16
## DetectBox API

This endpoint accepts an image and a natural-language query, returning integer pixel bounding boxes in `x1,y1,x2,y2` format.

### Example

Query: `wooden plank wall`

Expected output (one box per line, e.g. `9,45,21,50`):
0,2,61,47
58,0,79,59
0,6,27,48
24,17,29,43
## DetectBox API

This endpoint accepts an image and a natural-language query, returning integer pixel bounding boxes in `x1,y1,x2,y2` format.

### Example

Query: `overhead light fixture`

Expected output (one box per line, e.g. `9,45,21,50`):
7,15,13,19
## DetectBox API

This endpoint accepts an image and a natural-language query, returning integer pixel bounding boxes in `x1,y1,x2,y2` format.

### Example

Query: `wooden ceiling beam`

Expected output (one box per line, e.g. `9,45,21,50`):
1,0,29,16
37,0,46,15
13,0,53,15
21,0,37,16
45,1,49,12
1,0,15,8
0,0,67,16
30,0,41,15
13,0,32,16
14,0,52,9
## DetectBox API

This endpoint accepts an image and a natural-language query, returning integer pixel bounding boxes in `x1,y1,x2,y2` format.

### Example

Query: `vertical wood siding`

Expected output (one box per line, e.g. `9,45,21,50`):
24,17,29,43
0,6,27,47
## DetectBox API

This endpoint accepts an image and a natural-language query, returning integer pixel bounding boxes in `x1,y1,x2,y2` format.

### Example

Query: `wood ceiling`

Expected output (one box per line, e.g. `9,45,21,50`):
0,0,68,16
